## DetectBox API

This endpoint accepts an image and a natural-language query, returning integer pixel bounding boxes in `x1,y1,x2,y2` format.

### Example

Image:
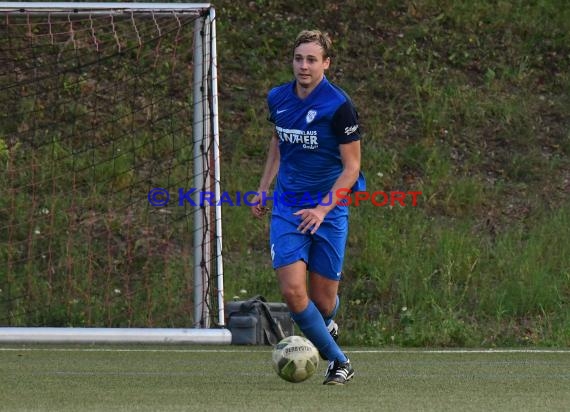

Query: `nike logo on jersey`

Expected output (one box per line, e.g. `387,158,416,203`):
276,109,288,114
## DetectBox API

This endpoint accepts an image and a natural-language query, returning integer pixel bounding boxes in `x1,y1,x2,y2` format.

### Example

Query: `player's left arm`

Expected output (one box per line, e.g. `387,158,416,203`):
295,141,360,234
295,100,361,234
321,140,361,211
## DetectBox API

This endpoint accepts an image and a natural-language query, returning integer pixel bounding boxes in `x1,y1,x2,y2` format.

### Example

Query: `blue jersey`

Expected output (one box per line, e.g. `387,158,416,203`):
267,76,365,217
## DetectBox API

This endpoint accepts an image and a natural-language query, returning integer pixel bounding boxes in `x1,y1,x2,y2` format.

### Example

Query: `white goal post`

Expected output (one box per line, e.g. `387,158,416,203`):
0,2,229,344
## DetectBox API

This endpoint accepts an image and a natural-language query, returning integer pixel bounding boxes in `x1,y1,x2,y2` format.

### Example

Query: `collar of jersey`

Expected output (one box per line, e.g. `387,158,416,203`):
291,75,329,103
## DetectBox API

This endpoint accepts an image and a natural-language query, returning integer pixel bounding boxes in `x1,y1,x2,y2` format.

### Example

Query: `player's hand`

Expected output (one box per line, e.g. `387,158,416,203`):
293,207,326,235
250,193,269,219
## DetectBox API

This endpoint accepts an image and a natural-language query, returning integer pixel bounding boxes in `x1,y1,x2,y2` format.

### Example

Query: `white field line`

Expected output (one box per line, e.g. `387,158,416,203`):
0,347,569,354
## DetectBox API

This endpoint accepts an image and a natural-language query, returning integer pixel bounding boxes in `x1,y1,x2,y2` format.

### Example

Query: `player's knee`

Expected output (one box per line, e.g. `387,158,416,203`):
280,287,308,313
310,294,335,317
280,286,305,303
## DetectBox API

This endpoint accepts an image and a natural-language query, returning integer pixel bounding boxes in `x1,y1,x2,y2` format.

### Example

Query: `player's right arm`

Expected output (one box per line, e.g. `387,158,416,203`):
251,131,280,218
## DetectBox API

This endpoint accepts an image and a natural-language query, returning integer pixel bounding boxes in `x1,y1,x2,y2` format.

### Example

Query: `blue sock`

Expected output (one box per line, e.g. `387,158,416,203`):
290,300,347,363
323,296,340,327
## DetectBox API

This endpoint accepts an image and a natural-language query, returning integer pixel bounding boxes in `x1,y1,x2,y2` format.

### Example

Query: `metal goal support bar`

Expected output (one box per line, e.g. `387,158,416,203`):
0,327,232,344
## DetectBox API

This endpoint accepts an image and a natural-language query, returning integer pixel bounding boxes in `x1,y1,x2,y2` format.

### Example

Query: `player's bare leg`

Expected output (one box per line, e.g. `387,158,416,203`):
276,260,309,312
308,271,339,317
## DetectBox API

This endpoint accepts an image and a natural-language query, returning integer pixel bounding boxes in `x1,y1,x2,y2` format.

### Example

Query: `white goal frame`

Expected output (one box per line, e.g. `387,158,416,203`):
0,2,229,344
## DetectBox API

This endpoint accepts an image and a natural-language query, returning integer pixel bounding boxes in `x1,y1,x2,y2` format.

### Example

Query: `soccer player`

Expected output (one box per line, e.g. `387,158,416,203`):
251,29,364,385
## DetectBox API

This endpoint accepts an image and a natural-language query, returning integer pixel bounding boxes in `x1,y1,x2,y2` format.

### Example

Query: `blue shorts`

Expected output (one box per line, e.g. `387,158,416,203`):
269,208,348,281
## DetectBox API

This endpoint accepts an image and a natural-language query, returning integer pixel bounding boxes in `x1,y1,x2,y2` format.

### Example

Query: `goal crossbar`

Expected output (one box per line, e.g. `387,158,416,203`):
0,2,212,14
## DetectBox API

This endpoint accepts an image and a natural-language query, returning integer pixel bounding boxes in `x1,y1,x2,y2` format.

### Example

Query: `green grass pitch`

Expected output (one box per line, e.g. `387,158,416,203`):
1,346,569,411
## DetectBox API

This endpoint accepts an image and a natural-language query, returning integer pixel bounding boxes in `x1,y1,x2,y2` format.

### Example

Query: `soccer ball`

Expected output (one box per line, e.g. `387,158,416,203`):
272,335,319,383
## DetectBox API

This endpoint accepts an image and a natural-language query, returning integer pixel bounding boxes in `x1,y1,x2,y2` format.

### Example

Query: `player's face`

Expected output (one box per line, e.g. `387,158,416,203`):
293,41,330,92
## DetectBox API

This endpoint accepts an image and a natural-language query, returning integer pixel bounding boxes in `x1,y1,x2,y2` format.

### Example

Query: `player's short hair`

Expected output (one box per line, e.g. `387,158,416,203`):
293,30,333,59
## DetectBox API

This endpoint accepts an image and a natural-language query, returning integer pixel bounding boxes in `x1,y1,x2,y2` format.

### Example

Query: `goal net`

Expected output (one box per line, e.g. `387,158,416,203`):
0,2,225,340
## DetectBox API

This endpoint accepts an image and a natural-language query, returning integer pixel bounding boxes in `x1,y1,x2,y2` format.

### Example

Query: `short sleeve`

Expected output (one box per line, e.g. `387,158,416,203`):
331,100,361,144
267,97,275,124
